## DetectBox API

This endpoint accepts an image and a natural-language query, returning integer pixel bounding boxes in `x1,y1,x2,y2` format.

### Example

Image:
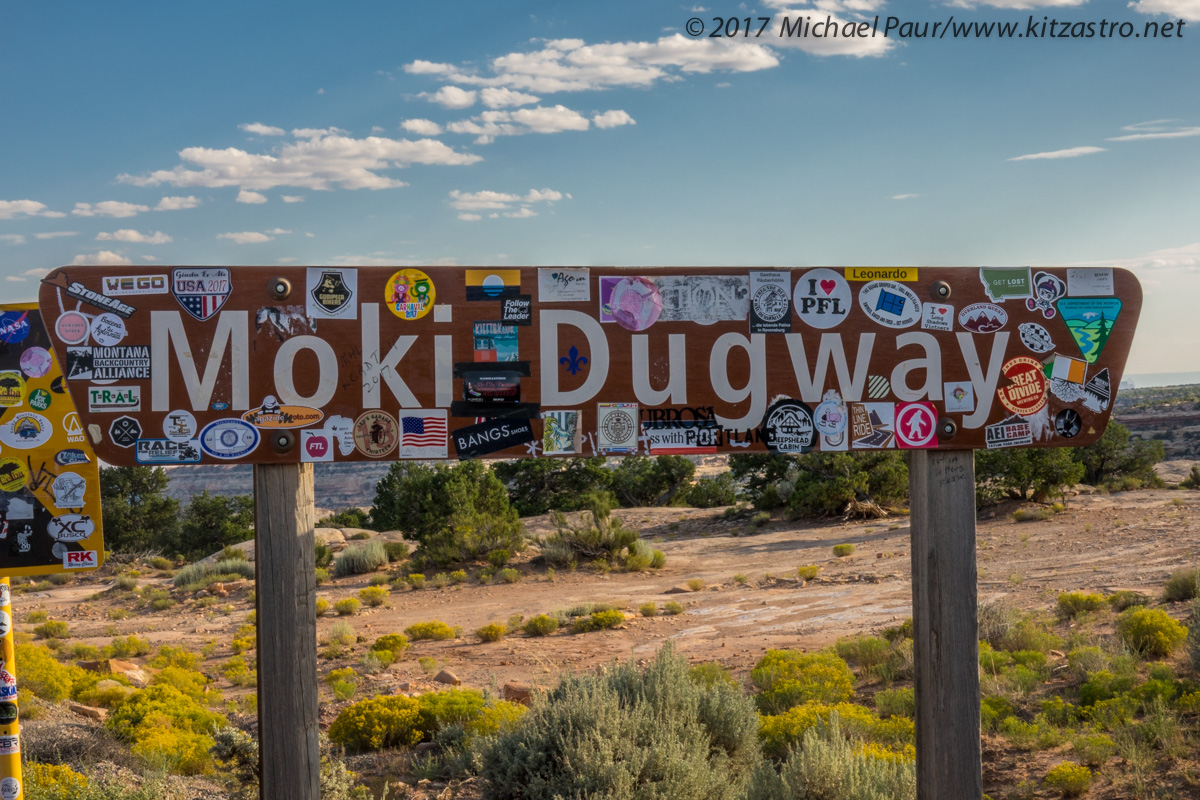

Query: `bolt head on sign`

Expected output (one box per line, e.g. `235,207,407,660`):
33,265,1140,465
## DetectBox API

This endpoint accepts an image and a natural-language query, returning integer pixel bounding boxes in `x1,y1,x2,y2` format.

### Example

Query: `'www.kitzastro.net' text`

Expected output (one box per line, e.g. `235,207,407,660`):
683,15,1187,40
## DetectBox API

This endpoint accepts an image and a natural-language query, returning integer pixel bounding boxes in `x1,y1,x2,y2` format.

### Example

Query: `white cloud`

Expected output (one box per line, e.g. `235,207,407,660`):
277,257,299,263
141,256,158,262
34,231,78,240
96,229,173,244
1127,0,1200,20
282,195,306,203
892,193,920,200
265,228,293,235
401,119,443,136
70,250,134,266
479,87,540,108
1076,241,1200,271
1107,120,1200,141
218,231,274,244
240,122,286,136
0,234,25,245
119,129,481,191
447,104,593,143
21,268,48,276
292,127,345,139
592,110,636,129
422,86,478,108
156,195,201,210
458,213,482,221
237,189,269,204
1007,146,1106,161
5,276,25,282
449,187,566,219
762,5,894,56
404,34,779,94
72,201,150,218
944,0,1085,7
0,200,65,219
504,207,538,218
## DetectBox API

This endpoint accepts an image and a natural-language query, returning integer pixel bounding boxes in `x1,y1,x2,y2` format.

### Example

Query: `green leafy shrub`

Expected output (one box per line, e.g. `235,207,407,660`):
796,565,820,581
106,683,227,774
640,602,658,617
314,543,334,569
172,559,255,590
315,597,329,616
758,702,915,760
476,623,507,642
685,473,738,508
16,642,85,702
832,543,855,557
405,620,456,641
327,621,356,647
688,661,738,689
1116,606,1187,657
1164,568,1200,602
751,511,771,528
406,573,426,589
449,569,467,584
371,633,409,655
359,585,389,607
664,601,685,615
417,688,488,735
1072,733,1116,767
570,609,625,633
383,541,409,563
497,568,520,584
149,556,174,570
875,688,915,718
1107,590,1149,611
333,598,360,616
24,609,49,623
752,650,855,714
540,493,639,567
105,635,152,659
492,457,613,517
328,694,422,752
1056,591,1107,619
1043,762,1092,797
980,695,1017,732
148,645,200,671
481,644,759,798
834,636,890,673
318,507,373,529
333,540,388,578
33,620,70,639
522,614,559,636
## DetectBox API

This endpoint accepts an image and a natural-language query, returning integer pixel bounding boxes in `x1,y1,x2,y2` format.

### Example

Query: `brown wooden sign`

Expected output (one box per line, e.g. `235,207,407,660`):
35,265,1140,465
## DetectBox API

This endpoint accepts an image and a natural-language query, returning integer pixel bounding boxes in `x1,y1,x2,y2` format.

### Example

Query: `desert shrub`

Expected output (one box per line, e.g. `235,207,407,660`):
449,569,467,584
318,507,372,529
1057,591,1107,619
73,673,136,709
686,473,738,508
152,665,218,704
796,565,820,581
689,661,738,689
23,761,91,798
752,650,856,714
1108,590,1150,611
33,620,70,639
497,568,520,584
664,601,685,615
147,645,200,671
1072,733,1116,767
25,609,49,623
758,702,915,760
222,655,255,686
540,493,640,567
406,573,426,589
1041,697,1082,727
1001,618,1062,654
315,597,330,616
481,643,759,798
106,683,227,774
16,642,85,702
1074,420,1164,488
149,556,174,571
834,636,890,673
327,621,356,647
751,511,771,528
405,620,456,641
464,700,527,739
429,572,449,589
418,688,488,734
832,543,855,557
1116,607,1187,657
333,540,388,578
333,598,360,616
571,609,625,633
1078,670,1136,707
610,455,696,507
493,457,613,517
359,585,389,607
1067,646,1107,681
999,715,1064,751
522,614,559,636
875,687,915,719
1164,568,1200,602
383,541,409,563
980,695,1017,732
1043,762,1092,797
640,602,658,617
314,543,334,568
328,694,423,752
105,635,152,659
747,712,915,799
371,633,409,655
171,559,255,589
314,568,330,585
476,623,507,643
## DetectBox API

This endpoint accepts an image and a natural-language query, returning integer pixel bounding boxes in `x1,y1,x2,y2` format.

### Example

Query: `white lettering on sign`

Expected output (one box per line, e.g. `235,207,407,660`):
274,335,338,407
539,310,610,407
435,335,454,407
151,311,249,411
632,334,688,406
709,333,765,431
957,331,1008,429
784,333,874,403
361,303,419,408
890,332,942,402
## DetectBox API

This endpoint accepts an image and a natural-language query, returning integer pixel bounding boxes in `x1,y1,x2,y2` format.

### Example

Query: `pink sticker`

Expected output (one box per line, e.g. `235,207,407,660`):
607,277,663,332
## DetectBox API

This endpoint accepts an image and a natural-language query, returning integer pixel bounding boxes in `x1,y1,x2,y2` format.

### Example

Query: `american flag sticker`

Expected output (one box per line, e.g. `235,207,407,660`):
172,268,231,321
397,409,448,459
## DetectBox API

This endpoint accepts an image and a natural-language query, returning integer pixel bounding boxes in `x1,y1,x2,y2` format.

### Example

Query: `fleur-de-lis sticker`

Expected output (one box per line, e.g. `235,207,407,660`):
559,345,588,376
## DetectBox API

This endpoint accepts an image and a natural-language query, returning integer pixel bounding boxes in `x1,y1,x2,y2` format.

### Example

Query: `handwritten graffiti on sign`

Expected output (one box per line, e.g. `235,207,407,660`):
36,266,1141,465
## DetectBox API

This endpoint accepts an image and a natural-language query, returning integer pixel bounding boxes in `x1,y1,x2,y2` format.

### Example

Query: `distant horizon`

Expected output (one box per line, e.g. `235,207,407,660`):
1123,371,1200,389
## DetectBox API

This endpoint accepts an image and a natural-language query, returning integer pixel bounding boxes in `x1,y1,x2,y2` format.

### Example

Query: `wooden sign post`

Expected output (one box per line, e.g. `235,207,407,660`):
35,265,1141,799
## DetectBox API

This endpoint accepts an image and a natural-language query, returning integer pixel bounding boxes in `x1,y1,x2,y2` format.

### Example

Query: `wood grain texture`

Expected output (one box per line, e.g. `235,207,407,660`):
909,450,982,800
254,463,319,800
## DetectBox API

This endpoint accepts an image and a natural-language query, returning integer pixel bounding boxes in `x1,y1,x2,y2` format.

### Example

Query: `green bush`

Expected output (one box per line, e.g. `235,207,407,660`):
640,602,658,617
33,620,70,639
1043,762,1092,797
359,585,389,607
685,473,738,508
328,694,423,752
751,511,771,528
1164,568,1200,602
493,457,613,517
980,695,1017,732
1107,590,1150,611
372,633,409,654
832,543,855,557
449,569,467,584
1056,591,1107,619
105,636,152,659
758,702,915,761
333,598,360,616
417,688,488,735
540,493,640,567
522,614,560,636
752,650,856,714
1072,733,1116,767
796,565,820,581
405,620,456,641
476,623,507,643
383,541,409,563
314,544,334,569
1116,607,1187,657
571,609,625,633
875,688,915,718
172,559,255,589
481,644,759,798
1074,420,1164,488
688,661,738,689
333,540,388,578
149,556,174,571
664,601,685,615
317,507,372,529
16,642,85,702
834,636,889,672
99,465,182,554
497,568,520,584
106,683,227,774
610,455,696,507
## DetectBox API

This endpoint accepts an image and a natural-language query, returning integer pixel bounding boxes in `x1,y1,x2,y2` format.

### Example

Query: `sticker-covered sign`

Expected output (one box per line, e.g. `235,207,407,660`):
0,303,105,576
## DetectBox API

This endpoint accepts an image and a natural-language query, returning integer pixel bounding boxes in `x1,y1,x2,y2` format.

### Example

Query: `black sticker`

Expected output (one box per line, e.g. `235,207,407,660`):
310,270,354,315
463,371,522,403
0,701,16,725
452,419,535,459
760,399,816,454
1054,408,1082,438
109,416,142,448
51,376,66,394
501,295,532,325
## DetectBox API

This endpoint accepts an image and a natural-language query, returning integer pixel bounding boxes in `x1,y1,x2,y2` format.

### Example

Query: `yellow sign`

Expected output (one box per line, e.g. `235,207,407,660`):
0,304,104,577
844,267,918,282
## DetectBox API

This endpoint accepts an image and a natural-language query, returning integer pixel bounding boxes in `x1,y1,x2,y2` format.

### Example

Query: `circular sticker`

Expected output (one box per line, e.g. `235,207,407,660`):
199,419,261,460
0,773,18,799
354,411,398,457
752,282,790,324
163,410,198,443
0,612,9,638
0,371,24,408
814,393,848,444
0,312,30,345
997,356,1048,416
858,281,921,329
0,458,26,493
0,584,8,607
0,703,17,726
794,268,852,330
761,399,816,454
55,310,91,345
28,388,51,412
600,408,636,446
957,303,1007,334
0,412,52,449
608,277,663,332
90,312,127,346
1018,322,1055,353
19,346,54,379
385,269,435,320
1054,408,1082,438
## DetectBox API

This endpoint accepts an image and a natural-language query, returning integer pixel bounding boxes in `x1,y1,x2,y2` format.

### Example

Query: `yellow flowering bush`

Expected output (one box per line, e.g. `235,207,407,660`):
23,762,89,798
752,650,856,714
328,694,423,752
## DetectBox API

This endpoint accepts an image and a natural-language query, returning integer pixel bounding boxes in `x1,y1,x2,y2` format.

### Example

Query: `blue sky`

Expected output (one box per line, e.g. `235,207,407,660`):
2,0,1197,374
